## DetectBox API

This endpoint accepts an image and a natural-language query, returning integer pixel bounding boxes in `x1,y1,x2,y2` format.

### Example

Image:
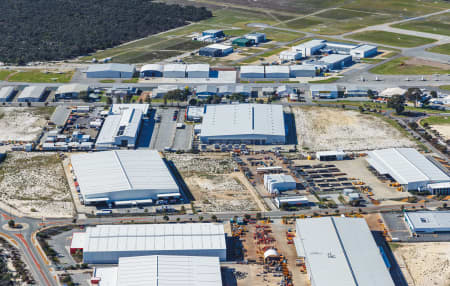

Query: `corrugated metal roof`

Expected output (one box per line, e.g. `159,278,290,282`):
163,64,186,72
265,65,289,74
404,211,450,231
290,65,316,71
50,106,71,126
18,86,46,100
140,64,163,72
309,84,339,92
71,150,179,197
240,65,264,74
319,54,352,64
295,217,394,286
186,64,210,72
55,84,88,94
351,45,377,53
87,63,135,73
0,86,15,100
292,39,325,50
265,174,296,183
96,109,142,145
110,104,149,115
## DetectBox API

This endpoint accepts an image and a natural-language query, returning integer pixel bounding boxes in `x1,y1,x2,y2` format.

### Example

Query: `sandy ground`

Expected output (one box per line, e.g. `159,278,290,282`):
292,106,415,151
0,152,73,218
0,107,51,142
405,58,450,70
394,242,450,286
431,124,450,140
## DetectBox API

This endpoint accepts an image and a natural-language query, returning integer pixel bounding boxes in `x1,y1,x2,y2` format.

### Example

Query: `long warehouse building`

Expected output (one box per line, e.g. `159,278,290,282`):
199,104,286,145
404,211,450,233
71,223,227,264
71,150,180,205
366,148,450,191
294,217,394,286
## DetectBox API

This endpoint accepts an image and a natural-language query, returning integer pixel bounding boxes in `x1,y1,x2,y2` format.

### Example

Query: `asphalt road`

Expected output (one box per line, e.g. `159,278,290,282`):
149,107,178,151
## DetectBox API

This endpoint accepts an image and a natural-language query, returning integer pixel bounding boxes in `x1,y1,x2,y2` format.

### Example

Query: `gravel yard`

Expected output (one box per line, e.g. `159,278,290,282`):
0,107,52,142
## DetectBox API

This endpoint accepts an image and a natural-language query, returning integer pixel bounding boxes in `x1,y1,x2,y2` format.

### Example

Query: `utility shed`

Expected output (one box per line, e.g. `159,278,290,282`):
316,151,346,161
265,66,290,78
264,174,296,193
0,86,16,102
240,65,265,79
92,255,222,286
140,64,163,77
71,150,180,204
318,54,352,70
290,65,317,77
55,84,89,99
404,211,450,233
87,64,135,78
200,104,285,145
186,64,210,78
294,217,395,286
366,148,450,191
163,64,186,78
17,86,47,102
79,223,227,264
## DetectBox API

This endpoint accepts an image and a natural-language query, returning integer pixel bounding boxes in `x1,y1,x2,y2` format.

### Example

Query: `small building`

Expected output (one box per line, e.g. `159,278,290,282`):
316,150,346,161
152,85,179,98
196,85,217,98
199,44,233,57
86,64,135,78
310,84,339,99
427,182,450,195
163,64,186,78
350,45,378,58
186,106,206,122
17,86,47,102
140,64,163,77
240,65,265,79
202,29,225,39
70,232,86,254
265,66,290,79
279,50,302,61
404,211,450,233
275,196,309,208
289,65,317,77
324,41,359,54
55,84,89,99
318,54,352,70
345,86,371,97
292,39,326,56
232,38,254,47
0,86,16,102
245,33,266,44
276,85,295,97
264,174,297,194
186,64,210,78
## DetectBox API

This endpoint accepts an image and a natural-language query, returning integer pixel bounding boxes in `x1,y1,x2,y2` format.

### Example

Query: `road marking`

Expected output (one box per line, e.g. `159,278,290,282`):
1,213,13,220
0,232,19,247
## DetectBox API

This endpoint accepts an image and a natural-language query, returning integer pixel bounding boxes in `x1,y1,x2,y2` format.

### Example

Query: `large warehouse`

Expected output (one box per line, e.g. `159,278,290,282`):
240,65,265,79
17,86,47,102
404,211,450,233
186,64,210,78
71,150,180,205
92,255,222,286
294,217,394,286
86,64,135,78
0,86,16,102
366,148,450,191
199,104,286,145
140,64,163,77
71,223,227,264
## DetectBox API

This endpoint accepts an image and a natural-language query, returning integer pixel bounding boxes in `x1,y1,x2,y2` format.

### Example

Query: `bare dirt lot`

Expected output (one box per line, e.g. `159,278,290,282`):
292,106,415,151
0,152,73,218
393,242,450,286
431,124,450,140
0,107,52,142
404,58,450,70
166,153,260,212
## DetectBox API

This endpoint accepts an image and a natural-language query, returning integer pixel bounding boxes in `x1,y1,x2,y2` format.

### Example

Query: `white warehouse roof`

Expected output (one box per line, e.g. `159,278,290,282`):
265,65,289,74
319,54,351,64
88,63,135,73
163,64,186,72
240,65,265,74
96,108,142,147
0,86,15,100
110,104,149,115
404,211,450,233
18,86,46,100
55,84,89,94
140,64,163,72
93,255,222,286
295,217,394,286
293,39,325,49
206,43,232,50
186,64,210,72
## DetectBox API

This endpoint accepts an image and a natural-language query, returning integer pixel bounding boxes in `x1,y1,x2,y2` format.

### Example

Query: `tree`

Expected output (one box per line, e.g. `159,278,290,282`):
358,106,364,113
8,220,15,228
198,216,203,221
211,215,217,222
79,91,89,102
405,88,422,107
188,98,197,106
106,97,113,105
163,215,169,221
367,89,375,99
176,217,180,222
387,95,405,114
430,91,438,98
256,212,262,220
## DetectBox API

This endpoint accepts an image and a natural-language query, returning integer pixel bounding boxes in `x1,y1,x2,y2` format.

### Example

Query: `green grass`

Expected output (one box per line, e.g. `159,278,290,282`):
317,100,445,114
284,17,324,30
388,242,403,252
392,13,450,37
99,79,115,83
348,30,436,48
315,8,370,19
8,70,73,83
420,116,450,126
122,78,139,83
309,77,340,83
370,57,450,75
427,43,450,56
440,85,450,91
255,81,276,83
360,58,384,64
259,47,288,58
0,70,14,81
382,51,399,58
261,28,304,42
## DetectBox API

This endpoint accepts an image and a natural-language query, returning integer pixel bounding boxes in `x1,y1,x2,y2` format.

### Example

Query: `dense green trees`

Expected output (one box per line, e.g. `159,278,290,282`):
0,0,212,64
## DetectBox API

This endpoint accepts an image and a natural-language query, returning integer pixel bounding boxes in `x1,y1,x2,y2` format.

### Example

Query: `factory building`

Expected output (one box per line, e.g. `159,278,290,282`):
199,44,233,57
324,41,359,54
245,33,266,44
289,65,317,77
275,196,309,208
140,64,163,77
55,84,89,99
71,150,180,205
86,64,135,78
316,150,346,161
264,174,297,194
318,54,352,70
350,45,378,58
234,85,252,97
366,148,450,192
294,217,395,286
232,38,254,47
91,255,222,286
71,223,227,264
199,104,285,145
404,211,450,233
0,86,16,102
186,64,210,78
279,50,302,61
17,86,47,102
196,85,217,98
310,84,340,99
202,29,225,39
240,65,265,79
152,85,179,98
265,66,290,79
292,40,326,56
163,64,186,78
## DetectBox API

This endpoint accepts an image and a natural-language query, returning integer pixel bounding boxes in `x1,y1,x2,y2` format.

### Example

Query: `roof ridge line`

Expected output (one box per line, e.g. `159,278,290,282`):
113,151,133,190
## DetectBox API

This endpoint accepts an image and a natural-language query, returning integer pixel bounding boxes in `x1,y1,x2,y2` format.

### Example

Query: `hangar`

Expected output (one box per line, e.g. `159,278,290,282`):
199,104,286,145
289,65,317,77
318,54,352,70
86,64,135,78
265,66,290,78
366,148,450,191
163,64,186,78
310,84,340,99
240,65,265,79
199,44,233,57
140,64,163,77
71,150,180,205
404,211,450,233
186,64,210,78
350,45,378,58
0,86,16,102
71,223,227,264
17,86,47,102
292,40,326,56
245,33,266,44
55,84,89,99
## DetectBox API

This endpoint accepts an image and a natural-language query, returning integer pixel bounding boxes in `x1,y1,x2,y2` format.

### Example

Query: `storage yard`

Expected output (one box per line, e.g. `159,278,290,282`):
292,106,415,151
0,107,52,142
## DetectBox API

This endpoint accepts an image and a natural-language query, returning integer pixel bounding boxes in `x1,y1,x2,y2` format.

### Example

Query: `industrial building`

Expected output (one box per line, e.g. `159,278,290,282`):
0,86,16,102
109,104,149,115
294,217,394,286
91,255,222,286
199,104,285,144
318,54,352,70
17,86,47,102
202,29,225,39
350,45,378,58
276,85,295,97
140,64,163,77
279,50,302,61
234,85,252,97
196,85,217,98
289,65,317,77
324,41,359,54
71,150,180,205
310,85,340,99
232,38,254,47
265,66,290,78
264,174,297,194
292,40,326,56
49,106,71,127
316,150,346,161
186,64,210,78
245,33,266,44
71,223,227,264
86,64,135,78
240,65,265,79
55,84,89,99
163,64,186,78
199,44,233,57
426,182,450,195
404,211,450,233
345,86,371,97
152,85,179,98
275,196,309,208
186,106,206,122
366,148,450,191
